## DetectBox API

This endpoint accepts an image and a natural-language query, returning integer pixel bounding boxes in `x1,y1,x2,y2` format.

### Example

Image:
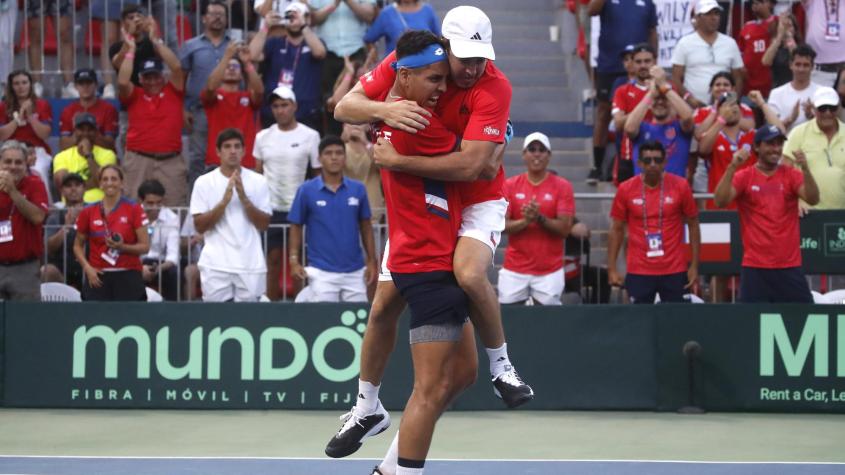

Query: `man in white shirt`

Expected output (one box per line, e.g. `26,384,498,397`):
139,179,181,301
767,45,822,131
191,128,272,302
253,86,321,300
671,0,745,107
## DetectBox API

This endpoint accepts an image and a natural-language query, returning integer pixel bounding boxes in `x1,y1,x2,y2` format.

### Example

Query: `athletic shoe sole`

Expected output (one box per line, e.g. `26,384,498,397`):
325,411,391,458
494,386,535,409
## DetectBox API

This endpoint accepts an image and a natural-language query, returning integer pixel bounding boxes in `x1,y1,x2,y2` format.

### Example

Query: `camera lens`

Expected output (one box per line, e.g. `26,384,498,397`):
111,233,122,242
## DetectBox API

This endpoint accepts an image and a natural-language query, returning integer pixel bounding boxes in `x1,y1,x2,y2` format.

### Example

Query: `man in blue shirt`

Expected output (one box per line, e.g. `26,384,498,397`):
288,136,378,302
587,0,658,184
624,68,695,178
179,0,232,189
248,3,327,132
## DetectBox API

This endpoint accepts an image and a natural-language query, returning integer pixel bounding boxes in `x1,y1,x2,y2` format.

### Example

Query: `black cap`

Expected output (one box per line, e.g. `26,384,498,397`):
754,124,786,144
73,112,98,129
74,68,97,84
61,173,85,187
138,59,163,76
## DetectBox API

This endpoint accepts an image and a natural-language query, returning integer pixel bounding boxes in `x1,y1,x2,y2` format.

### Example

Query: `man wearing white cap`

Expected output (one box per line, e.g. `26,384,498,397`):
783,86,845,210
253,85,321,300
499,132,575,305
248,1,326,130
329,3,533,461
671,0,745,108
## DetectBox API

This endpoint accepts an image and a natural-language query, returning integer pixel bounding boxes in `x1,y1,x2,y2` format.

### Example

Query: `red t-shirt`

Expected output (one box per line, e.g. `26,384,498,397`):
374,98,462,274
732,165,804,268
502,173,576,275
702,129,757,209
76,198,149,271
0,99,53,153
0,174,49,262
58,99,119,140
738,16,776,96
612,81,651,161
693,104,754,125
202,89,260,169
122,84,184,153
361,51,511,206
610,173,698,275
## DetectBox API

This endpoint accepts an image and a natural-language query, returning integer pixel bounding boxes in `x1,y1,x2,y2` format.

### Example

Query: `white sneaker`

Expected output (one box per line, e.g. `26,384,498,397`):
33,82,44,98
61,82,80,99
102,83,116,99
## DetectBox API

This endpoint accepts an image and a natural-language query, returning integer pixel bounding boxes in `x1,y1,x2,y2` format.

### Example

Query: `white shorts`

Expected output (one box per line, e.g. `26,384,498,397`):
497,267,565,306
199,266,266,302
296,266,367,302
378,198,508,282
458,198,508,254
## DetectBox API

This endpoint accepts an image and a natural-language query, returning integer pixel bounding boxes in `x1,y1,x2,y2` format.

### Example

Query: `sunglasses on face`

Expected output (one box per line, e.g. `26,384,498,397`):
639,155,665,165
526,146,547,153
817,105,838,114
226,63,241,70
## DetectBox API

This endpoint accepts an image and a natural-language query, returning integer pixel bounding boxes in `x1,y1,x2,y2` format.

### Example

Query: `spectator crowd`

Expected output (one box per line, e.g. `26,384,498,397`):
0,0,842,305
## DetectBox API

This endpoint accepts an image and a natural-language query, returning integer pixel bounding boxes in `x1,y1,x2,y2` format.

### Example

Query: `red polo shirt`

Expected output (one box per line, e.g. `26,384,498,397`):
76,198,149,271
361,51,511,206
502,173,575,275
122,83,184,153
59,99,119,140
0,174,49,262
610,173,698,275
0,100,53,153
732,165,804,268
202,88,259,169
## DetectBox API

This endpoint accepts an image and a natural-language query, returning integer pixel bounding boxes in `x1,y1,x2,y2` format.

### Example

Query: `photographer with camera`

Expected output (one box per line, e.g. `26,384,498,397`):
73,165,151,301
249,2,326,131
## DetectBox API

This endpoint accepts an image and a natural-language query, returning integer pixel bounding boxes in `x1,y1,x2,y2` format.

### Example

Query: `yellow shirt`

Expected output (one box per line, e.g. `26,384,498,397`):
783,119,845,210
52,145,117,203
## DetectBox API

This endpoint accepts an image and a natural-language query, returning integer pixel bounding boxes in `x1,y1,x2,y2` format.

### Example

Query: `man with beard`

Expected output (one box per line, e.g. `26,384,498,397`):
249,2,327,131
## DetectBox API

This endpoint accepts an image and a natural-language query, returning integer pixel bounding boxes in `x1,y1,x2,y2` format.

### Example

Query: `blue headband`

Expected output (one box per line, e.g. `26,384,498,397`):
391,43,447,71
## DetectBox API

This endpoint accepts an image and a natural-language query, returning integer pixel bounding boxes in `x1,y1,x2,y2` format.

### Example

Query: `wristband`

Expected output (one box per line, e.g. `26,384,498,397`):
683,91,691,100
643,96,653,106
246,63,256,73
125,52,135,60
261,24,269,33
717,115,726,125
343,73,353,82
289,254,299,261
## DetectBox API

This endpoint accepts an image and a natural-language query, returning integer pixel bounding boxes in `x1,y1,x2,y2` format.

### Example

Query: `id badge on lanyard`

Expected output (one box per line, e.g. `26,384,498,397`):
0,205,14,243
642,178,665,259
277,39,301,88
825,0,841,41
98,204,120,266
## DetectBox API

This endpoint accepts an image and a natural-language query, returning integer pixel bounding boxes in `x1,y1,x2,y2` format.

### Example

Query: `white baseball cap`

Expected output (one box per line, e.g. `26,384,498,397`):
271,85,296,102
284,2,309,16
813,86,840,108
442,6,495,61
695,0,722,15
523,132,552,152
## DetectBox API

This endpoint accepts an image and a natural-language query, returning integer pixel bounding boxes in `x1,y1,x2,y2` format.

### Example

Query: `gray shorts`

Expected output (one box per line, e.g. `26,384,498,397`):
409,322,465,345
0,260,41,300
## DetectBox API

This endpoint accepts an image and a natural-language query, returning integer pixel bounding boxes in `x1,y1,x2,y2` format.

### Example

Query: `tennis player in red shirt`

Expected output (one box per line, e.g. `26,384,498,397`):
326,6,533,462
608,140,701,303
713,124,819,302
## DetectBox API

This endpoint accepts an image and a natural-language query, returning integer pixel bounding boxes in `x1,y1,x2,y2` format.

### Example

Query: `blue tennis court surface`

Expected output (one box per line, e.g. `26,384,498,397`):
1,457,844,475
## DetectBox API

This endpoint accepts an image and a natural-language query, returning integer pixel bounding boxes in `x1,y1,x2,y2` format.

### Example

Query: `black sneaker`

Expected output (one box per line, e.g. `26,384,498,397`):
325,400,391,458
586,168,600,185
370,466,385,475
492,368,535,408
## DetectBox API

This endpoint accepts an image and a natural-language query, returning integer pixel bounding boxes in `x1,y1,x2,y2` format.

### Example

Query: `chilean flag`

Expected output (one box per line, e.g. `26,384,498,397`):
684,222,732,262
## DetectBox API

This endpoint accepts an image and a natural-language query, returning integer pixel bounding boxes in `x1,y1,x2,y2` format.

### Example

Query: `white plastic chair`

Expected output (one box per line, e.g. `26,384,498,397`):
40,282,82,302
822,289,845,304
145,287,163,302
812,290,828,304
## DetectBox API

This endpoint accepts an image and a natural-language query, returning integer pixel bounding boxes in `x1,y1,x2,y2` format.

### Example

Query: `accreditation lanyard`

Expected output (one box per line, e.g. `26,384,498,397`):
99,202,121,265
642,177,665,258
0,204,14,243
278,38,303,88
825,0,841,41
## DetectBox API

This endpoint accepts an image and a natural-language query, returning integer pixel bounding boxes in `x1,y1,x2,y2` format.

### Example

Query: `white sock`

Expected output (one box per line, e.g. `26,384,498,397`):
486,343,512,378
396,466,423,475
378,432,399,474
355,380,380,415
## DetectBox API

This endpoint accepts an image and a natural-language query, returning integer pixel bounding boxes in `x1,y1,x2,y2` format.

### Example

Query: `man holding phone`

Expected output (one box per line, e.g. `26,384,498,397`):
249,2,327,131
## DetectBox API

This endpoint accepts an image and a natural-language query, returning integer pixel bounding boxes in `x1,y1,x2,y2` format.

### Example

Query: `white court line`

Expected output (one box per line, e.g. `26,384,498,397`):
0,455,843,465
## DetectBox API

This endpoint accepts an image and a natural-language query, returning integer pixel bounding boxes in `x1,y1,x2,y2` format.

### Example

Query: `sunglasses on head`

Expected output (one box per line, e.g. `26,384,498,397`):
817,105,838,114
639,155,665,165
526,145,547,153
